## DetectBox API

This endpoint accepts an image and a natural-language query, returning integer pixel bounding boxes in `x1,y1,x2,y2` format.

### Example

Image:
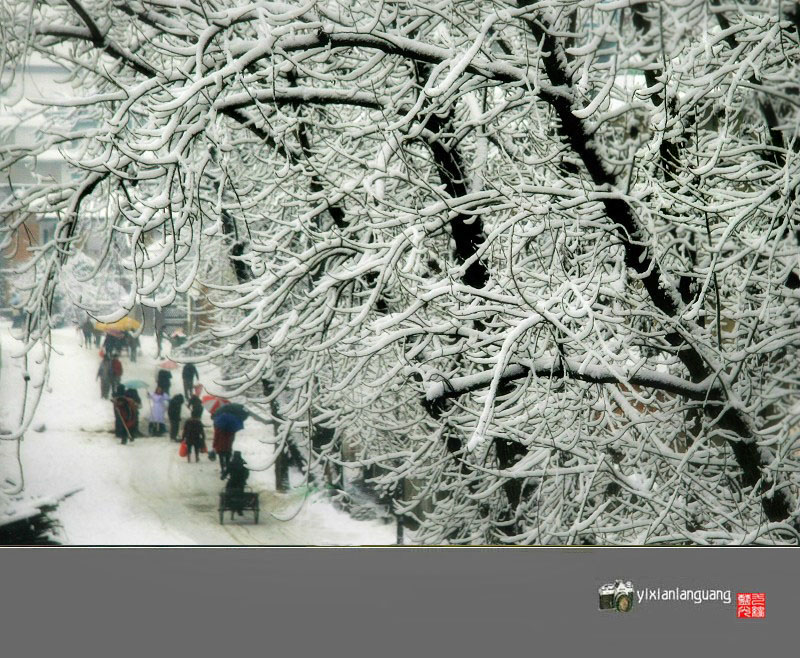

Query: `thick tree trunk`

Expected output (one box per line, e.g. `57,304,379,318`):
274,449,291,493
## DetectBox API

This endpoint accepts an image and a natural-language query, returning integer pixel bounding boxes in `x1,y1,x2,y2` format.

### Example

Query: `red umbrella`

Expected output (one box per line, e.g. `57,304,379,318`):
201,394,230,415
158,359,179,370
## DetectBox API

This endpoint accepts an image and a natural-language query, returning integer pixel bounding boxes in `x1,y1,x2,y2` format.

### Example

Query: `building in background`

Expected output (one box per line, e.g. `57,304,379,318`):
0,58,202,335
0,56,71,314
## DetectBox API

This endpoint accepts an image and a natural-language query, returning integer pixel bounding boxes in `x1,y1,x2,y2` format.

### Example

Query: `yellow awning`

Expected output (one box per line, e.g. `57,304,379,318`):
95,316,141,331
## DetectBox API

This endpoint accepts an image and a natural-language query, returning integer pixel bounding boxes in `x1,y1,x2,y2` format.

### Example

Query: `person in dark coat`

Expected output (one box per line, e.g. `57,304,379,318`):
81,320,94,347
156,368,172,394
167,394,184,441
181,408,206,463
224,452,249,515
155,309,165,359
182,363,199,400
112,384,126,439
103,332,121,356
213,426,236,478
125,388,141,437
188,395,204,419
97,354,112,399
127,332,140,362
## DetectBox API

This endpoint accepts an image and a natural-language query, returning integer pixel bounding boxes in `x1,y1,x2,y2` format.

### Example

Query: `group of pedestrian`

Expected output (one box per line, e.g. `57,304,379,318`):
147,364,208,464
81,320,140,358
98,342,250,503
172,363,246,484
172,364,211,464
80,319,102,347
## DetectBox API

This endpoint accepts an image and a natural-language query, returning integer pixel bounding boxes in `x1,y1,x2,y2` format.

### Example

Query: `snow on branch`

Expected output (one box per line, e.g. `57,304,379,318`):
215,87,383,111
425,357,723,404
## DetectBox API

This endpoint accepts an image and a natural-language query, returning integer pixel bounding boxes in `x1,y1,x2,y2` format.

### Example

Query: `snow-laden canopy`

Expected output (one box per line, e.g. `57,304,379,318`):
1,0,799,544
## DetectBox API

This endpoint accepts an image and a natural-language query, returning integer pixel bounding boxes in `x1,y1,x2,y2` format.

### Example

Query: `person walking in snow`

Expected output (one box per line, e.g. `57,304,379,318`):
181,407,206,463
153,308,166,358
167,393,184,441
81,319,94,347
112,384,127,440
110,355,123,392
213,426,236,478
182,363,199,400
103,332,121,357
125,388,142,438
126,332,140,362
188,394,204,419
113,385,138,444
148,387,169,436
97,353,113,399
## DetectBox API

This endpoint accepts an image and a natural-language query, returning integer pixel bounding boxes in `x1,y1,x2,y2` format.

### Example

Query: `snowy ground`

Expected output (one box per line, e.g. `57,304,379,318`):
0,323,395,545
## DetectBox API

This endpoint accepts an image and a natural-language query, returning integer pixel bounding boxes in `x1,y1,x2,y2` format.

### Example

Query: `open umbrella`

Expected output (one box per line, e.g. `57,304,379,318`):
201,394,229,415
213,412,245,433
214,403,249,420
95,316,141,332
158,359,179,370
211,402,271,426
122,379,149,389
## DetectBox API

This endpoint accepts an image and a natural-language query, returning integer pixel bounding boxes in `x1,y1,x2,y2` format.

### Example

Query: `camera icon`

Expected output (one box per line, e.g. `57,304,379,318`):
598,580,635,613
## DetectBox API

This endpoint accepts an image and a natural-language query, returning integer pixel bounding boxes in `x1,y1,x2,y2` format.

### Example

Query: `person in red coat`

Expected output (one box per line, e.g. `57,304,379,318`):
110,356,123,392
213,426,235,478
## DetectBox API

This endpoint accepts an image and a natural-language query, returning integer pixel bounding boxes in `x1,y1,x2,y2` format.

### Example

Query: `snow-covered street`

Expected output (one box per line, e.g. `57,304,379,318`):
0,324,395,545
